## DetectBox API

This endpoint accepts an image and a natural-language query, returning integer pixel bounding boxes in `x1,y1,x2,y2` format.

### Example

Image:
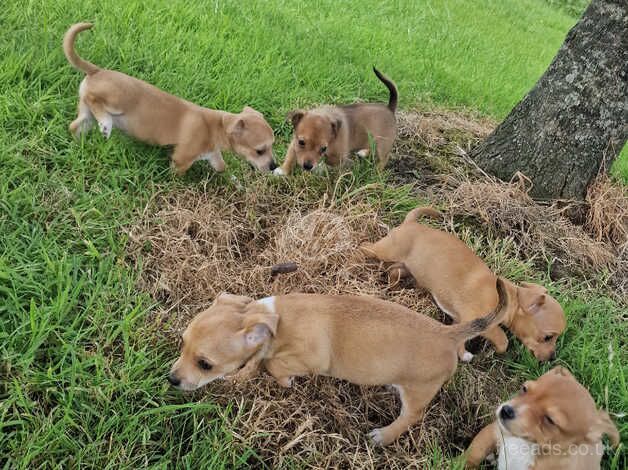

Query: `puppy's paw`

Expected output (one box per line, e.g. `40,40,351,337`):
367,428,392,446
357,148,370,158
273,167,286,176
277,376,294,387
98,121,112,139
486,453,496,464
461,351,475,363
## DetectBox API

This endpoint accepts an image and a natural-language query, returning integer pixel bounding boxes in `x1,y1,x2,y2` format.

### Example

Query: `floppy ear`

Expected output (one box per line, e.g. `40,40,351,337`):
225,116,246,135
330,118,342,138
287,110,305,129
212,293,254,307
242,106,262,116
242,312,279,348
548,366,574,379
520,281,548,294
518,285,546,315
586,410,619,447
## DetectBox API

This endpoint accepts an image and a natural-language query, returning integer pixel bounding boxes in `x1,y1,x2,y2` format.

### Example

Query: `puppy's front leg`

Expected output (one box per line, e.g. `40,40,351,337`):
274,141,297,176
199,150,226,172
265,357,303,388
481,325,509,354
464,422,498,468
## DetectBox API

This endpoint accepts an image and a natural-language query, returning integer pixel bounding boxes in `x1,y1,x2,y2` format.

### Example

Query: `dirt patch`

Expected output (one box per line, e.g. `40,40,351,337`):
127,180,516,468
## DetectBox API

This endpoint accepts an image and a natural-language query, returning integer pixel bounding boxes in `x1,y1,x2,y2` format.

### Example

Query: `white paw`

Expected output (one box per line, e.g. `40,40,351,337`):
461,351,475,362
273,167,286,176
367,428,385,446
99,121,111,139
357,149,369,158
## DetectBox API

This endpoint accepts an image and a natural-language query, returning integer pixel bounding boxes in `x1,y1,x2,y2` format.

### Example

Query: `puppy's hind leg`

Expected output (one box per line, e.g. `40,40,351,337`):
368,382,439,445
69,80,95,136
375,136,394,170
359,234,398,262
84,95,113,139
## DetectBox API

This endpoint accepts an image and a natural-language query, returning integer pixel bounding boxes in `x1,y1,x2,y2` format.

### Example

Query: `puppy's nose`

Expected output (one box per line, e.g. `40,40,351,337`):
269,160,277,171
303,162,313,171
167,373,181,387
500,405,516,421
548,351,557,361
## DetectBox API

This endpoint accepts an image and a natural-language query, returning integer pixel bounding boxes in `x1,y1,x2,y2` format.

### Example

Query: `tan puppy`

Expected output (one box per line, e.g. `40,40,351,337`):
465,367,619,469
169,279,507,445
360,207,567,362
63,23,276,175
274,67,397,175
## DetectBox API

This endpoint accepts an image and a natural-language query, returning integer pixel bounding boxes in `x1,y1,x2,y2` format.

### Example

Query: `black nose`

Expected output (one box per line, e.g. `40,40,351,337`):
269,160,277,171
548,351,557,361
500,405,516,421
303,162,313,171
167,373,181,387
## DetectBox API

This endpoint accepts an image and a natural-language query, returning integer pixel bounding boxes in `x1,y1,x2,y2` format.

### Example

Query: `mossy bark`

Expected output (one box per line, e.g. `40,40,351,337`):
471,0,627,200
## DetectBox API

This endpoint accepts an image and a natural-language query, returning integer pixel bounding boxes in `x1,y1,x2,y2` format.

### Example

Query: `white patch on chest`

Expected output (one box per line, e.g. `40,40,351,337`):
497,435,537,470
257,296,276,314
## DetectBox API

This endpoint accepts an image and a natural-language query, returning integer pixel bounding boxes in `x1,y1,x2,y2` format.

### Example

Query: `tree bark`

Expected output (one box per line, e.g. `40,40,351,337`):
471,0,627,200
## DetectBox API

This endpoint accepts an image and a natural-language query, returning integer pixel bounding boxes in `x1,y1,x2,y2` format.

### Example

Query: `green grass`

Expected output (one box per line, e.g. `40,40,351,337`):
1,0,626,468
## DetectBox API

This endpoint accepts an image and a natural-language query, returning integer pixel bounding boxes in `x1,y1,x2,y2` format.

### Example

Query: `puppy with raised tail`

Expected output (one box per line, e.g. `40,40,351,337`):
360,207,567,362
274,67,397,175
168,279,508,445
465,367,619,469
63,23,276,175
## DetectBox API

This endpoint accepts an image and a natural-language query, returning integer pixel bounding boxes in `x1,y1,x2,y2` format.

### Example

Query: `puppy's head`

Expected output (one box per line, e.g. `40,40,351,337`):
288,109,342,171
225,107,276,172
511,282,566,361
497,367,619,448
168,293,278,391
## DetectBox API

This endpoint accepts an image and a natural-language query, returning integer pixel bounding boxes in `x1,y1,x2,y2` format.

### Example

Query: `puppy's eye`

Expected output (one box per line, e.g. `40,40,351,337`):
197,359,212,371
520,385,528,394
298,139,305,147
320,146,327,154
544,415,555,426
543,334,554,342
256,149,265,156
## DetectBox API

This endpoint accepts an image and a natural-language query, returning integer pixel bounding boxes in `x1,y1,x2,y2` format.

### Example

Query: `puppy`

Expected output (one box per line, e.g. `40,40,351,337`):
465,367,619,469
168,279,508,445
63,23,276,175
274,67,397,175
360,207,566,362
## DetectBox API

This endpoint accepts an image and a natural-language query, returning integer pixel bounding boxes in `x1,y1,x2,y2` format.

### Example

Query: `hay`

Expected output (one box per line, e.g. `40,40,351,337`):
126,108,626,467
127,180,515,468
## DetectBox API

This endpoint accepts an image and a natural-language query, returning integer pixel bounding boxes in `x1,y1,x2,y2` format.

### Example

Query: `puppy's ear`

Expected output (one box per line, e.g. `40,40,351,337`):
547,366,574,379
225,116,246,135
287,110,305,129
242,312,279,348
586,411,619,447
242,106,262,116
330,118,342,138
212,293,254,307
518,285,546,315
520,281,548,294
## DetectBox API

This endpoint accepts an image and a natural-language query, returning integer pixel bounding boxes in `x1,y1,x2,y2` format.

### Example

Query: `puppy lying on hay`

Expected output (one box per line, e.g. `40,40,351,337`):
127,184,517,468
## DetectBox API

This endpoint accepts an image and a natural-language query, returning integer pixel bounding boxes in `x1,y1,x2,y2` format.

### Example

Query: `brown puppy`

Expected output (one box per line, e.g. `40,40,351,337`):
465,367,619,469
169,279,508,445
63,23,276,175
360,207,567,362
274,67,397,175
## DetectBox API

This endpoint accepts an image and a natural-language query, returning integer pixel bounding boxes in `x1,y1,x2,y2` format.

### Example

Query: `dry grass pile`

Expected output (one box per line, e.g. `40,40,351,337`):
391,111,626,297
127,180,515,469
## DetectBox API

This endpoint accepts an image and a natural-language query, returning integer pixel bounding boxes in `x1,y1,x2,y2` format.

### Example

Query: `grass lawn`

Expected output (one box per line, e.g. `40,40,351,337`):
1,0,625,468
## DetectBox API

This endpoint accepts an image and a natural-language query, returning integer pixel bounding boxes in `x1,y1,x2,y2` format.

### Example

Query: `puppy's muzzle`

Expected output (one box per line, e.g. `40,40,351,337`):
269,160,277,171
499,404,516,421
167,372,181,387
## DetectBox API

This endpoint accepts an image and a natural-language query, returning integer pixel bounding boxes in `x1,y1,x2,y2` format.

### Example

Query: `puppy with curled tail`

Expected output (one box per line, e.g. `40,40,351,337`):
63,22,277,175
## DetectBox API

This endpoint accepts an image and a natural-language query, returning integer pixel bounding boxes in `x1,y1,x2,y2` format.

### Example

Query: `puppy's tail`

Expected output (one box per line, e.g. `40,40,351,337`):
404,206,443,224
447,278,509,344
373,67,398,113
63,23,100,75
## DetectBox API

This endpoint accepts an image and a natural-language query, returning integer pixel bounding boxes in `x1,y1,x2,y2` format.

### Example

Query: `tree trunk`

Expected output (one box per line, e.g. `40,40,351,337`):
471,0,627,200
